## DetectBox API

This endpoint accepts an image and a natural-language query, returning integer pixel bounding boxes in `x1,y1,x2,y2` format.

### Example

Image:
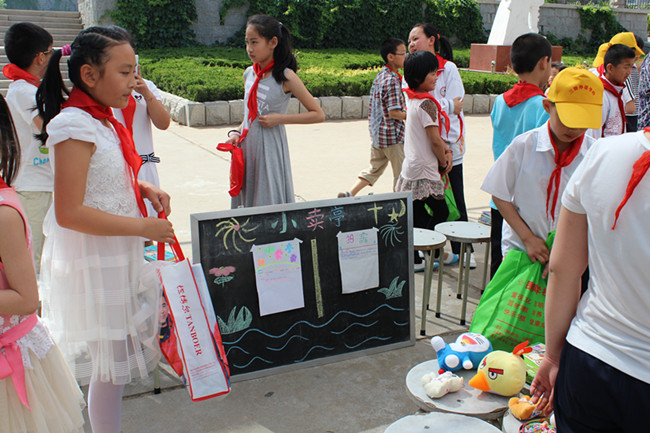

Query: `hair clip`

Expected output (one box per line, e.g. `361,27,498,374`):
61,44,72,56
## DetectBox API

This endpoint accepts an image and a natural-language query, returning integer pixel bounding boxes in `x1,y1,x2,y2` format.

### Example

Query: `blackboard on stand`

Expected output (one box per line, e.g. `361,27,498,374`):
190,192,414,381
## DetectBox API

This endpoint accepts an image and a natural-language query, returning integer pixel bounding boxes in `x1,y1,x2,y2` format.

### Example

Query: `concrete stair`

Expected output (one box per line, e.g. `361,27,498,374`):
0,9,81,95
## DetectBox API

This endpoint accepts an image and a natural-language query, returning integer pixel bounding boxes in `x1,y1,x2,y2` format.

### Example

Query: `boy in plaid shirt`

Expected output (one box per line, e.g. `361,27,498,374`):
339,38,407,197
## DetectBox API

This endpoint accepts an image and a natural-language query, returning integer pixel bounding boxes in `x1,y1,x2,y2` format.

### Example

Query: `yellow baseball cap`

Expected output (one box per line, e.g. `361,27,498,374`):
593,32,643,67
547,67,603,129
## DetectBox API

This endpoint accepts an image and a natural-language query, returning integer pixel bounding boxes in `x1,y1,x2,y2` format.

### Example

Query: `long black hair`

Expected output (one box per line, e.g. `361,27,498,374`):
36,25,133,145
247,14,297,83
412,22,453,62
0,95,20,186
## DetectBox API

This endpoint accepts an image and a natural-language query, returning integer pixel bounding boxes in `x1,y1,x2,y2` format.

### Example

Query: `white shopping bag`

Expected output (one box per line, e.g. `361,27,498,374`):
157,234,231,401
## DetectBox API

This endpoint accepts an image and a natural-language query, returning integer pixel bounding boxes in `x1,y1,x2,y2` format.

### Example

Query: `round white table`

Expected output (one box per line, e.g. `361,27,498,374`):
405,359,509,421
385,411,502,433
435,222,491,325
501,409,525,433
413,228,447,336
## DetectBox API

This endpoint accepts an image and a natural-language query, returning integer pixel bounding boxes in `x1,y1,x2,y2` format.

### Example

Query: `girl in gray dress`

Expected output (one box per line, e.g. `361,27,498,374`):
223,14,324,208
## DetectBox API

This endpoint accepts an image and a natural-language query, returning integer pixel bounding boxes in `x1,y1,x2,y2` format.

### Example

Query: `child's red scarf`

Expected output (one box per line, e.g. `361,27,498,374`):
599,75,626,136
385,64,402,81
62,87,147,217
403,88,450,137
2,64,39,87
612,127,650,229
435,54,447,77
546,123,584,221
503,82,545,108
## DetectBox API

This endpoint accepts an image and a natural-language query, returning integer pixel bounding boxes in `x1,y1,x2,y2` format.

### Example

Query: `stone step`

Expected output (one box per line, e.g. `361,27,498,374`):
0,9,80,17
0,25,81,35
0,20,81,30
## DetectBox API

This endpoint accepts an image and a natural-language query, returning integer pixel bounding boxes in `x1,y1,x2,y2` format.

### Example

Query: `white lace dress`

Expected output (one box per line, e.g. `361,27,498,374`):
40,107,160,386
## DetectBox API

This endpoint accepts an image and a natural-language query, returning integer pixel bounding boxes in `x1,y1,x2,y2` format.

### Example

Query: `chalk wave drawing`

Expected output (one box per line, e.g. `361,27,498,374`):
295,345,335,363
379,222,404,247
209,266,235,287
217,306,253,335
223,303,405,346
233,356,273,370
344,336,392,349
331,320,378,335
378,276,405,300
214,217,258,252
393,321,409,327
226,345,250,357
266,335,309,352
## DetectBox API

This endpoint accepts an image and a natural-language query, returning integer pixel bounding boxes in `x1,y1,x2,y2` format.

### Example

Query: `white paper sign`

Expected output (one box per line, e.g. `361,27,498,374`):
252,239,304,316
337,228,379,294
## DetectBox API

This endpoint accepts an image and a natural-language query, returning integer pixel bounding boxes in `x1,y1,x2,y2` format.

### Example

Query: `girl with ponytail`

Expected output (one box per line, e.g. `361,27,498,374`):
37,26,175,433
219,14,324,208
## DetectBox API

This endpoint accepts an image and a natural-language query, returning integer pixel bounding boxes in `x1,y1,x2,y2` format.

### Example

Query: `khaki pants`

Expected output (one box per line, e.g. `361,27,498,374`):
17,190,52,274
358,143,405,190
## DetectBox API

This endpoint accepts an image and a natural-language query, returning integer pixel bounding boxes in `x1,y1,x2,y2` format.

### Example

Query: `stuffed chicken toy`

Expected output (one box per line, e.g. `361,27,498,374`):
468,341,531,397
431,332,492,374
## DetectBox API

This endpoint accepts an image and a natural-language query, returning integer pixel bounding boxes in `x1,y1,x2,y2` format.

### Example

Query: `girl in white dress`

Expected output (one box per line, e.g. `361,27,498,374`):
36,26,175,433
0,94,85,433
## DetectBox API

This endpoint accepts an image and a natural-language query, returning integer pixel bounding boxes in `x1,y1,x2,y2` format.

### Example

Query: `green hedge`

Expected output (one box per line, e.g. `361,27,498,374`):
223,0,485,49
140,48,593,103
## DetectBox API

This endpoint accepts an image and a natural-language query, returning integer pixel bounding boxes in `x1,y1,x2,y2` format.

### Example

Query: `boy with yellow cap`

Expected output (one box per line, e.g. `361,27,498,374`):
481,68,603,269
588,32,641,138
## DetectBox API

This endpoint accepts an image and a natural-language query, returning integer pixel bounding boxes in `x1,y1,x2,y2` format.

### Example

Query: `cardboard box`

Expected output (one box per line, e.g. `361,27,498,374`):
523,343,546,384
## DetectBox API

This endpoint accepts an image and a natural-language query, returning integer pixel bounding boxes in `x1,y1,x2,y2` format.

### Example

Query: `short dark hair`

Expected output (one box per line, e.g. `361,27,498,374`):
635,34,645,51
404,51,438,90
604,44,636,68
510,33,552,74
380,38,405,63
4,22,53,70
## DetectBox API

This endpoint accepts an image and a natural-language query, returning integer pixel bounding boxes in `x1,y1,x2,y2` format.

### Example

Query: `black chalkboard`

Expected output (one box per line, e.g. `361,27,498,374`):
190,192,414,380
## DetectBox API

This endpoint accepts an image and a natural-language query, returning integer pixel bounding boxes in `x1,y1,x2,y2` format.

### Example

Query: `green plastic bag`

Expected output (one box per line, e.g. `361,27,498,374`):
425,174,460,221
469,232,555,352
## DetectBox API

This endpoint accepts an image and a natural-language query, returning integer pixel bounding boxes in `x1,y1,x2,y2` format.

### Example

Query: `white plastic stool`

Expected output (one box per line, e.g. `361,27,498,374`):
413,228,447,336
435,222,491,325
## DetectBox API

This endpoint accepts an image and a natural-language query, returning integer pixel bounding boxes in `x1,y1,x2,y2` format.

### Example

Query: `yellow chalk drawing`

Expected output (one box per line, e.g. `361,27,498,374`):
214,217,258,253
388,200,406,223
311,238,324,318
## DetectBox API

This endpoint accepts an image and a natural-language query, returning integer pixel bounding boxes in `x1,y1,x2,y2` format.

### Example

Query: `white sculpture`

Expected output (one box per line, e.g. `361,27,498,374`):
487,0,545,46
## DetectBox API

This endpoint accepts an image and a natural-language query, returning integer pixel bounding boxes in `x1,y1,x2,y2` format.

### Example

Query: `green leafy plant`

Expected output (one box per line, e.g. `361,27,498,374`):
576,5,626,53
110,0,197,49
424,0,487,47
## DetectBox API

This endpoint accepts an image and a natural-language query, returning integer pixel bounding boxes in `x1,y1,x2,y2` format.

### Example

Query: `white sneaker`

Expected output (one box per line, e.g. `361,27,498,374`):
469,253,477,269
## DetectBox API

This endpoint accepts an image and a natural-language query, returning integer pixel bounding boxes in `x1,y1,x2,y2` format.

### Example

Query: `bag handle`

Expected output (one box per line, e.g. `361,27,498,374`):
156,211,185,262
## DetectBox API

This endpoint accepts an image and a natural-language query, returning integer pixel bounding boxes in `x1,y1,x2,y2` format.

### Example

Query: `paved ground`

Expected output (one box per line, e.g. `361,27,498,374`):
88,115,497,432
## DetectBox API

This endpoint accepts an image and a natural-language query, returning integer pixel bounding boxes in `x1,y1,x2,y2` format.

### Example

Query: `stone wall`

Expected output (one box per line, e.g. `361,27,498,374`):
77,0,115,26
160,92,500,127
478,1,648,41
192,0,248,45
7,0,77,10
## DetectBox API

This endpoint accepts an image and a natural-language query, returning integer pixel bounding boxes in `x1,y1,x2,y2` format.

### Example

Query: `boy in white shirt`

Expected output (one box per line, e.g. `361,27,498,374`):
481,68,603,266
588,43,636,139
3,23,53,273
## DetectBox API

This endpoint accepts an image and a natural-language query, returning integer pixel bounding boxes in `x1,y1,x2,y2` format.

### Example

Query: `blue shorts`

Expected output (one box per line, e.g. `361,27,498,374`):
554,342,650,432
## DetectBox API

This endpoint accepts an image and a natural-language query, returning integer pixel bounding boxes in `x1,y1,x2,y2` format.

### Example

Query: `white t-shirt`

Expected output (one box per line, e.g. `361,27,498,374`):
113,79,162,217
6,80,53,191
587,73,632,139
481,122,593,256
403,59,466,164
400,97,441,183
563,130,650,384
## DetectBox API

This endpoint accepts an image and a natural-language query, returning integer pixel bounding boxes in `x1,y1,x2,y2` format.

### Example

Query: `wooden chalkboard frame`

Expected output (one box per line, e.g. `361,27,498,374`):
190,192,414,382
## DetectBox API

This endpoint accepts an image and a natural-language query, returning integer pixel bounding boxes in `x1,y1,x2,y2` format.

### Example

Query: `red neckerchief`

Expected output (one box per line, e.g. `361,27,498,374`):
600,75,626,136
436,54,447,77
0,177,8,188
596,64,605,76
612,127,650,229
503,81,545,108
385,64,402,81
246,60,275,131
121,95,137,136
62,87,147,217
403,88,450,137
546,123,584,221
2,64,39,87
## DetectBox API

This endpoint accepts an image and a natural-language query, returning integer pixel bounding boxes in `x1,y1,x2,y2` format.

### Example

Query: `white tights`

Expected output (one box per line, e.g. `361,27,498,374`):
88,379,125,433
